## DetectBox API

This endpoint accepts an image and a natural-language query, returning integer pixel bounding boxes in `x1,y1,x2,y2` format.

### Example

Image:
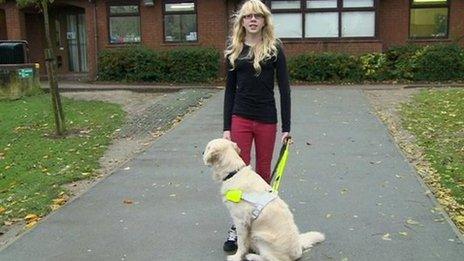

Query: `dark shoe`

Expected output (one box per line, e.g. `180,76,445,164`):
223,225,237,252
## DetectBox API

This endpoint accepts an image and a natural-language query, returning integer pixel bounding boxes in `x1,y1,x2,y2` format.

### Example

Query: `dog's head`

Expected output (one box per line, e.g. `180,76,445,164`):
203,138,244,181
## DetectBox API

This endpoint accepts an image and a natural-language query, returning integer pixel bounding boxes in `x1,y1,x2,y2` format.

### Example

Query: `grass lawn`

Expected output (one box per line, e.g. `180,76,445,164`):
401,89,464,206
0,94,125,226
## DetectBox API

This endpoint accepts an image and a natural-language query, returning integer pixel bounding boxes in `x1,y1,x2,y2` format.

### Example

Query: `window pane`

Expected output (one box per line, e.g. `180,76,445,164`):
181,14,197,41
343,0,374,8
342,11,375,37
271,1,301,9
305,12,338,37
109,17,141,43
110,5,139,15
165,3,195,12
273,13,302,38
410,8,448,37
165,15,181,41
412,0,447,6
165,14,197,42
307,0,337,8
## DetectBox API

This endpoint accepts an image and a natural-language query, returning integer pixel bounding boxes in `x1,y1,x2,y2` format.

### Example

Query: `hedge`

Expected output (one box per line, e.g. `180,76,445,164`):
98,46,220,83
289,44,464,83
98,44,463,84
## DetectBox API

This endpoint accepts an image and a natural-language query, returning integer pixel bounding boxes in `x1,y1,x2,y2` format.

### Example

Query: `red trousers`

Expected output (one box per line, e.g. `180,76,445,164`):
230,115,277,183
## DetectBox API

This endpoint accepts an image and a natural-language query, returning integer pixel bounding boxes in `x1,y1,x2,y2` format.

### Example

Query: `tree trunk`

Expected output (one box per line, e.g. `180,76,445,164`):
42,1,66,135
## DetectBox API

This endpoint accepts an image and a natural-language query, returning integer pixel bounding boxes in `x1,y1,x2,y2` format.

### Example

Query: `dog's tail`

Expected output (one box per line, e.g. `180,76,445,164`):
300,231,325,250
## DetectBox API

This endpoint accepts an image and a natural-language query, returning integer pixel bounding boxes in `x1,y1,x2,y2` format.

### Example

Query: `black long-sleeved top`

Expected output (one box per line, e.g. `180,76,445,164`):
223,44,291,132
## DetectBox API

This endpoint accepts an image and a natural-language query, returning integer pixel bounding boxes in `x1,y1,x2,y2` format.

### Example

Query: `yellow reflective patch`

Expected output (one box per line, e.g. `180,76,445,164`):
225,189,243,203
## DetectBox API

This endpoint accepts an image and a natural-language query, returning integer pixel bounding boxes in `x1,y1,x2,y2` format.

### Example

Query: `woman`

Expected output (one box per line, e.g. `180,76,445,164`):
222,0,291,252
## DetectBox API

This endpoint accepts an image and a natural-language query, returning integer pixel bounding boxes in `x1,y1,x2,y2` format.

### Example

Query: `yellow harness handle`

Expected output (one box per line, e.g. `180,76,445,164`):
271,137,292,192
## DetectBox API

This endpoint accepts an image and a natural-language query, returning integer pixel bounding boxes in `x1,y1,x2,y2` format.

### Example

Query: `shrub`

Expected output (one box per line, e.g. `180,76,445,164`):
161,47,220,83
412,44,464,81
98,46,220,83
288,52,363,83
359,52,389,81
385,44,422,80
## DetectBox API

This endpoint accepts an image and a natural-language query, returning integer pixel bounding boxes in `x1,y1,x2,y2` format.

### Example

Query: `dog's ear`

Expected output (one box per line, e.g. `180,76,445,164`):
203,145,220,165
232,142,241,154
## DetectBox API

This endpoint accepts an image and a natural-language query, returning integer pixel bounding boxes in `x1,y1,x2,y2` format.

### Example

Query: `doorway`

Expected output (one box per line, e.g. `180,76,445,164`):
66,13,87,72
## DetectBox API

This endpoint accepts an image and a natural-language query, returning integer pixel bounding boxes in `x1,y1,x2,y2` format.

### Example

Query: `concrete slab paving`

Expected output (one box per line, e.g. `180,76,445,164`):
0,88,463,261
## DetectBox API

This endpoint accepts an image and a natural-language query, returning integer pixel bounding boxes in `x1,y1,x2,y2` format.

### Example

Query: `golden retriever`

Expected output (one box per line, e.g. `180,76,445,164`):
203,138,325,261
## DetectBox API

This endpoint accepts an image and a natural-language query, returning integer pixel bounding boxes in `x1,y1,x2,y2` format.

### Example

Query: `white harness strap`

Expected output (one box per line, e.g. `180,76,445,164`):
241,191,278,219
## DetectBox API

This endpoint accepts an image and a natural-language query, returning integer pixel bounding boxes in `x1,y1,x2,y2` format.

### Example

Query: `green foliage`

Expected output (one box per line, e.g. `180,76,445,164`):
411,44,464,81
162,47,220,83
98,46,220,83
359,52,389,81
289,44,464,83
98,46,164,82
15,0,51,8
288,52,363,83
0,94,125,224
401,89,464,205
384,45,422,80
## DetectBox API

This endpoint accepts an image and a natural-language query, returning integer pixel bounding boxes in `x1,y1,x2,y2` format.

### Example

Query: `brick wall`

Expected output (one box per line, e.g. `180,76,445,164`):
283,40,383,57
380,0,464,50
24,13,45,74
2,1,26,40
449,0,464,45
0,9,6,40
84,3,97,80
96,0,229,51
3,0,464,80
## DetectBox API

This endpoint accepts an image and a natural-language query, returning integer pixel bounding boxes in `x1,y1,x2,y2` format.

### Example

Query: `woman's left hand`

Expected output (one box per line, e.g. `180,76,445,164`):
281,132,290,143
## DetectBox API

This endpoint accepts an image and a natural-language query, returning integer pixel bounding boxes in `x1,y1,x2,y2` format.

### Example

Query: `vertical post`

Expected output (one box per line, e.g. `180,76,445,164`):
42,1,66,135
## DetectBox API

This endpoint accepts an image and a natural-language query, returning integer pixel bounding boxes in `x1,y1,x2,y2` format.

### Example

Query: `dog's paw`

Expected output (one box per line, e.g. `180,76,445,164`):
227,254,242,261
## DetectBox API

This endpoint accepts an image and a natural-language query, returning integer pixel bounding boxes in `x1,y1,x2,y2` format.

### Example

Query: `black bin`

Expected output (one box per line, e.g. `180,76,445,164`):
0,41,29,64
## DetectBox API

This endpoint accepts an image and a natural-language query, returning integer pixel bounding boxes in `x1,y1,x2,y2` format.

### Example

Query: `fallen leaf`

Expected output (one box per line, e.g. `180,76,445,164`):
24,214,39,223
382,233,391,241
406,218,420,225
0,207,5,214
454,215,464,224
50,204,61,211
52,198,66,205
123,199,133,204
25,220,37,229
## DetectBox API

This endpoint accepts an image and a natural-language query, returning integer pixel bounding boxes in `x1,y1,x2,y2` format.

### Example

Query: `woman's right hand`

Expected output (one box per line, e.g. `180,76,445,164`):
223,131,231,140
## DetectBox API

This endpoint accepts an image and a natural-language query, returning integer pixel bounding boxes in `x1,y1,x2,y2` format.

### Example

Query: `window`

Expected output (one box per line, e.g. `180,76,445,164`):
410,0,449,38
108,3,141,44
270,0,377,39
164,0,197,42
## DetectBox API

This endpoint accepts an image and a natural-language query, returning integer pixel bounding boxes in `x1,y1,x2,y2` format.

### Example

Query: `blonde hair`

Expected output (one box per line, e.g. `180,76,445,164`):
225,0,279,75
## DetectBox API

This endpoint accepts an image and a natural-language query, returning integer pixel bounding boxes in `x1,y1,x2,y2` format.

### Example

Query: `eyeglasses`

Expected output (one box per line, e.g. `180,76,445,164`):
243,13,264,20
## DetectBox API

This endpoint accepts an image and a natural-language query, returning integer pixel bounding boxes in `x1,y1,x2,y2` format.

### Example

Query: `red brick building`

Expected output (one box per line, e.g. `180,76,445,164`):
1,0,463,81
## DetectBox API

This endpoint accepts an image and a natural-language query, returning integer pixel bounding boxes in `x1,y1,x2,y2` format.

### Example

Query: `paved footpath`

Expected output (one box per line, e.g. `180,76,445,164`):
0,88,463,260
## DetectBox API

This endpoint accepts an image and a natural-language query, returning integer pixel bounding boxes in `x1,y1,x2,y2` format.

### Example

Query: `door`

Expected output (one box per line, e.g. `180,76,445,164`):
66,13,88,72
